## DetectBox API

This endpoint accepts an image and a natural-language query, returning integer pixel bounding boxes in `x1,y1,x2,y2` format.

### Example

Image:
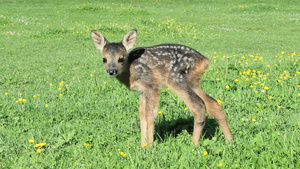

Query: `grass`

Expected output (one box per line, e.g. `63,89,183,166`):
0,0,299,168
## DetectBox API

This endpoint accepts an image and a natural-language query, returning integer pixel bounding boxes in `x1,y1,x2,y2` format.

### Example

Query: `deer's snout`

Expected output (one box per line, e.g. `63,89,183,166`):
107,69,118,77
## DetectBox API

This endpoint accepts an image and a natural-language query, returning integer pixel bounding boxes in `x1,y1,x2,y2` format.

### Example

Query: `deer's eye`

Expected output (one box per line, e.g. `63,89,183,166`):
118,58,124,63
103,58,107,63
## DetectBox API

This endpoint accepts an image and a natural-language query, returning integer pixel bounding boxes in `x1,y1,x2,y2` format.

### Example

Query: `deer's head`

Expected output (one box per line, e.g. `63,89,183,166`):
91,29,137,77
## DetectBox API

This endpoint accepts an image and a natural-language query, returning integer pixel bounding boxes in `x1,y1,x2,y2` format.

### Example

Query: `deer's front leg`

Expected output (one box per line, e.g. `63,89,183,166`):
138,93,147,147
138,89,159,147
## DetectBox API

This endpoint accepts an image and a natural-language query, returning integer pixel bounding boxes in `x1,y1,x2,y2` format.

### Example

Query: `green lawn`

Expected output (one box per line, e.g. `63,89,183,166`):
0,0,299,168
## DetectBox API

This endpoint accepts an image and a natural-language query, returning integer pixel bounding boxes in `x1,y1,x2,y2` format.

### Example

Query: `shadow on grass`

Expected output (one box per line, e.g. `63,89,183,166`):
155,116,219,143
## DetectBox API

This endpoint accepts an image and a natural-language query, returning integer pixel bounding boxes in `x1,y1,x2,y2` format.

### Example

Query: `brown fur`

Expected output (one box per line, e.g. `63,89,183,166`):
91,29,233,147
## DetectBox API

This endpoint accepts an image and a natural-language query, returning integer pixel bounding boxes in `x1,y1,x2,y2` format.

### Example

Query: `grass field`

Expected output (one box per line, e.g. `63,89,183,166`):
0,0,299,168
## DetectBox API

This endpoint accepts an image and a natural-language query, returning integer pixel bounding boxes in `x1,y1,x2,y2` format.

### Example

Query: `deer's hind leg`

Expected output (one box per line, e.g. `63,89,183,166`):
167,80,206,146
193,88,233,141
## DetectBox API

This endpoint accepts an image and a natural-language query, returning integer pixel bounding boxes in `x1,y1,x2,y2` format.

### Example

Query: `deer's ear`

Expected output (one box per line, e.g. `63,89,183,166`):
122,29,137,51
91,30,109,52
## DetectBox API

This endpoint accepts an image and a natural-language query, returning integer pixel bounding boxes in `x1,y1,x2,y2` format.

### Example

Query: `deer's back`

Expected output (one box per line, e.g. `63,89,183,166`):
127,44,210,90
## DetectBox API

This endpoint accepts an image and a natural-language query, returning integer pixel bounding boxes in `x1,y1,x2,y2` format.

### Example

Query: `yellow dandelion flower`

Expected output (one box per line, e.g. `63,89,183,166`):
252,119,257,122
83,143,90,147
45,104,49,108
59,81,64,86
216,78,220,81
225,85,230,89
250,85,253,88
184,107,189,111
141,143,148,148
217,100,222,105
212,137,217,140
245,78,249,82
16,100,19,103
103,82,107,85
167,88,170,90
234,79,239,82
19,93,23,96
277,105,281,109
277,80,281,83
22,99,27,103
117,149,121,151
33,95,36,98
5,92,8,95
120,152,125,156
34,143,46,148
218,163,223,167
203,151,208,156
50,83,53,86
28,139,35,143
59,94,63,97
241,118,245,121
297,93,300,96
37,149,42,153
58,87,62,90
90,74,94,77
269,96,273,99
158,111,162,114
264,87,269,90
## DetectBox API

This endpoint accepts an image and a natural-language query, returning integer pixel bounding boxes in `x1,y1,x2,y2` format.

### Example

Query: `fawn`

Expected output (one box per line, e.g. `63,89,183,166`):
91,29,233,147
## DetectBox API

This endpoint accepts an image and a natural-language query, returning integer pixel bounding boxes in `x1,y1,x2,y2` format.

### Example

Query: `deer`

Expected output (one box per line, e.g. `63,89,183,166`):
91,29,233,147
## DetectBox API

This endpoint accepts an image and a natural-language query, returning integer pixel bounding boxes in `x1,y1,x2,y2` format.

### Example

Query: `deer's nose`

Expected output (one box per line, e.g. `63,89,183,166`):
107,69,118,77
